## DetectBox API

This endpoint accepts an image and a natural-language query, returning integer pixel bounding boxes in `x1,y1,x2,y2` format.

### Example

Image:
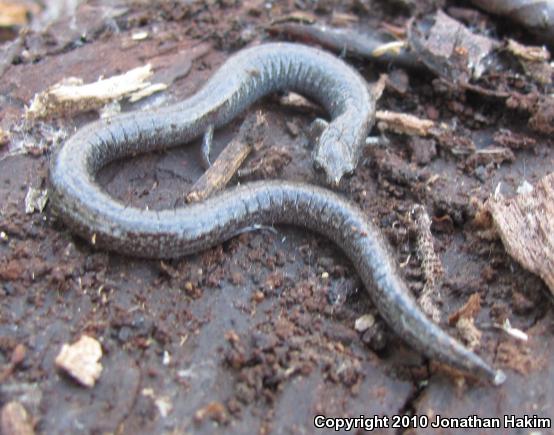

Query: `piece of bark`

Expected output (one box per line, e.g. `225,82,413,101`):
26,65,166,120
186,111,265,203
486,173,554,295
408,10,499,83
470,0,554,46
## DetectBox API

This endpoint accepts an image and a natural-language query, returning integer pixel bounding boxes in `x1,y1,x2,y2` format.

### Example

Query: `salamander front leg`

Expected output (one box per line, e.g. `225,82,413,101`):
308,118,329,143
201,124,215,169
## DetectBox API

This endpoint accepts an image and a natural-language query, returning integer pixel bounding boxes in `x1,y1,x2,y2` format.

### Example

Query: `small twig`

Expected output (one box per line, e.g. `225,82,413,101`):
186,111,266,203
376,110,435,136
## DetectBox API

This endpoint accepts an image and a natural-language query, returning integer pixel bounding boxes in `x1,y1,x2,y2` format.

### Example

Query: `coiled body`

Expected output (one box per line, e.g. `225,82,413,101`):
49,43,504,384
64,42,374,186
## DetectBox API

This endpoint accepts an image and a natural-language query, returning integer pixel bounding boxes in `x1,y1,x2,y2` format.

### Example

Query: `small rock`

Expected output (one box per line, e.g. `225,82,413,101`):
55,335,102,388
354,314,375,333
1,401,34,435
251,290,265,303
11,344,26,366
24,188,48,214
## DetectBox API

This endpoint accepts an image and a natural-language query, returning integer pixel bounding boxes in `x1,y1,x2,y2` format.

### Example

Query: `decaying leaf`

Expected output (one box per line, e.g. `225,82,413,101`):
486,173,554,295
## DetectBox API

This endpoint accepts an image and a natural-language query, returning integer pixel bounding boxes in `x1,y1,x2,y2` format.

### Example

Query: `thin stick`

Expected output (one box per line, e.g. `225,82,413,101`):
186,111,265,203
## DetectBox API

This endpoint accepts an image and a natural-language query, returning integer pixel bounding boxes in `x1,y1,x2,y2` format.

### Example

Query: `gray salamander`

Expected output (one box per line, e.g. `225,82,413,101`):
49,42,505,385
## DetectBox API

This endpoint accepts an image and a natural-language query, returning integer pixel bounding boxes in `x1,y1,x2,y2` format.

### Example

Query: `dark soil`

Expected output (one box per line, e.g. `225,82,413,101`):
0,1,553,434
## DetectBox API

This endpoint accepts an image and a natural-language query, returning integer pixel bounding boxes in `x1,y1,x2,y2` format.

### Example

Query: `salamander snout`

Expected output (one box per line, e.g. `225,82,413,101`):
313,127,355,188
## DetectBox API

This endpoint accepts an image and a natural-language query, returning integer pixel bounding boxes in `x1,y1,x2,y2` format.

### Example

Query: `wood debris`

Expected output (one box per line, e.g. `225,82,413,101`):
26,65,166,120
448,293,482,350
448,293,481,326
0,401,34,435
486,173,554,296
277,92,321,114
0,1,34,27
408,10,499,83
24,188,48,214
376,110,435,136
270,11,316,25
0,128,9,147
506,39,552,85
55,335,103,388
506,39,550,63
330,11,359,26
186,111,266,203
501,319,528,342
455,317,482,351
411,205,444,323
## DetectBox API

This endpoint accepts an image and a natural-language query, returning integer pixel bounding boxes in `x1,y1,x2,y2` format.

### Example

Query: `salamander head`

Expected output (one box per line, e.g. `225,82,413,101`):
313,127,355,188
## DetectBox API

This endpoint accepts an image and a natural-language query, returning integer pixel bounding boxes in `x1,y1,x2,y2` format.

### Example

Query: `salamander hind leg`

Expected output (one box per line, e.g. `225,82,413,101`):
201,124,215,169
